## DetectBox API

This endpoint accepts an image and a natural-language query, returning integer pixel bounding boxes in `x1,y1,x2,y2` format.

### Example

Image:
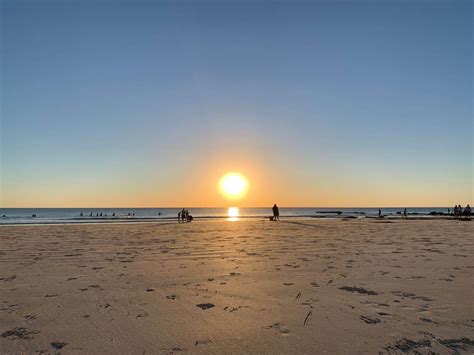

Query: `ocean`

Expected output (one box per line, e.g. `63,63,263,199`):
0,207,452,225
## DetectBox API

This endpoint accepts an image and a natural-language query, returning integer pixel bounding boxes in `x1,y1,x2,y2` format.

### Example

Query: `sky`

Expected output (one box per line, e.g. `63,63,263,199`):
1,0,472,208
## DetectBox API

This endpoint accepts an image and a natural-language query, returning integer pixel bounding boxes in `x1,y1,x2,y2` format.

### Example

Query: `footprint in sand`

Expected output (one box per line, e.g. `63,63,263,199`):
360,315,381,324
50,342,67,350
195,339,211,346
264,322,291,335
2,327,39,340
196,303,215,310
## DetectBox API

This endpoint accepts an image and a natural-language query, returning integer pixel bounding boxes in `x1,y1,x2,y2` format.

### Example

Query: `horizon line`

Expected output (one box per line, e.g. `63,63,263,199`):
0,206,456,209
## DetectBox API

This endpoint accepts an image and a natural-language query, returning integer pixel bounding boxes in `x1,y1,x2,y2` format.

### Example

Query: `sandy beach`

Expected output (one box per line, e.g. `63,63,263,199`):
0,219,473,354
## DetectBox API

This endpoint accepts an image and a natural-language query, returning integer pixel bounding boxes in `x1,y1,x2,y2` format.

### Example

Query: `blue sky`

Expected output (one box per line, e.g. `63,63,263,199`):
1,0,472,207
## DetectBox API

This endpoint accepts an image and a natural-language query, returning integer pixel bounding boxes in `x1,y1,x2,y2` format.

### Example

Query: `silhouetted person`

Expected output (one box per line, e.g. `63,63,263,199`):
272,204,280,221
32,214,36,218
464,204,471,219
112,213,115,217
178,211,181,223
90,212,93,217
181,209,186,222
403,208,407,218
378,209,382,218
2,214,5,218
185,210,190,222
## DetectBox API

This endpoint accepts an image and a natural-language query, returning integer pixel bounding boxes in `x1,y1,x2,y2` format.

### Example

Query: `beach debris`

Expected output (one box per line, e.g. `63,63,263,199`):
303,311,312,326
50,341,67,350
2,327,39,340
196,303,215,310
339,286,379,295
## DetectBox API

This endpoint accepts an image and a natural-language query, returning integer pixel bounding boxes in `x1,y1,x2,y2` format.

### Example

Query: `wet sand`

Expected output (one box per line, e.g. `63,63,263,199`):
0,219,473,354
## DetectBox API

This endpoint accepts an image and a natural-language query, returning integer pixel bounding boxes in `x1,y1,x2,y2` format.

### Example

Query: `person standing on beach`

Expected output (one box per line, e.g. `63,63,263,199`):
272,204,280,221
181,209,186,222
178,211,181,223
403,208,407,218
378,209,382,218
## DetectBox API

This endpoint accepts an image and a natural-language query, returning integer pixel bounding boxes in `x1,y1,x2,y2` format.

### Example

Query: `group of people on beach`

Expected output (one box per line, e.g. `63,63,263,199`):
453,204,471,218
378,208,408,218
79,212,134,217
178,209,193,222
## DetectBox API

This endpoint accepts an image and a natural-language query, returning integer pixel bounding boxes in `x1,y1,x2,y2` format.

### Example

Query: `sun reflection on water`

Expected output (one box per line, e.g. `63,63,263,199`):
227,207,240,221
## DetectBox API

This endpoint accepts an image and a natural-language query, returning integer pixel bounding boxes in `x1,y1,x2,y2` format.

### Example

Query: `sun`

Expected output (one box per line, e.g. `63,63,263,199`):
218,173,249,199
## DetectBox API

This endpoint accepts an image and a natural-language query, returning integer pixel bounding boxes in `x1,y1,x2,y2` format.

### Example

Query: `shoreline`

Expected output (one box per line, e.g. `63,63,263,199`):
0,214,470,227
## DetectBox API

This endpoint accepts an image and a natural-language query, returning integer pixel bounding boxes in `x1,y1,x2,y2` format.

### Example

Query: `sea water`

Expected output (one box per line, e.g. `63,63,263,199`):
0,207,452,225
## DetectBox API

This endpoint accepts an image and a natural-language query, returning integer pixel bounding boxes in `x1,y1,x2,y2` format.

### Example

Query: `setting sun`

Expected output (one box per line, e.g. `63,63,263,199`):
218,173,249,200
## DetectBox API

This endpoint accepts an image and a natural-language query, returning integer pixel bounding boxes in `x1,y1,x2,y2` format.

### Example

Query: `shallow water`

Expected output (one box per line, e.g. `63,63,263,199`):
0,207,451,224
